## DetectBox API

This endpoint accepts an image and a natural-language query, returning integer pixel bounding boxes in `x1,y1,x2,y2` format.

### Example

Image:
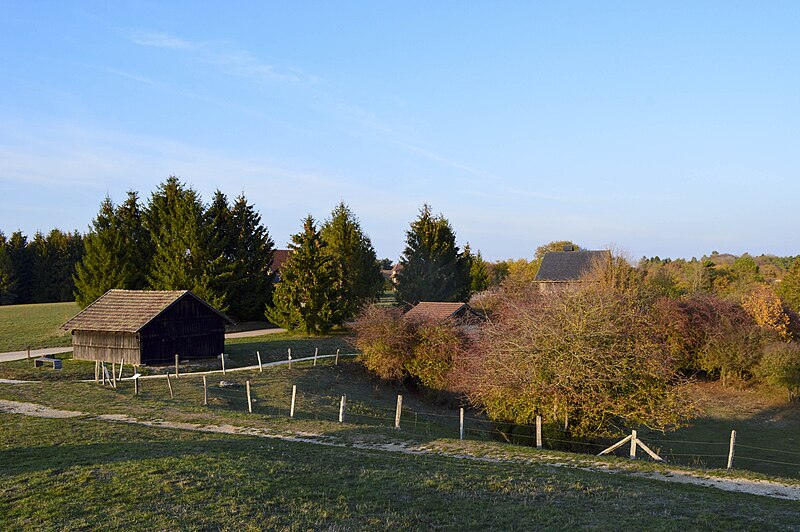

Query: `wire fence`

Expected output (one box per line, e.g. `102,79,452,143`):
101,355,800,478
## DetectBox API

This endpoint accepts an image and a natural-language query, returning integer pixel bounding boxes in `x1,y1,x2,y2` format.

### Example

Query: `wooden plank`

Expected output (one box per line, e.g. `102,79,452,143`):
630,430,638,459
395,395,403,429
290,385,297,417
727,430,737,469
536,415,542,449
246,381,252,413
635,439,663,462
339,395,346,423
203,376,208,405
166,373,174,399
598,434,633,456
257,351,262,372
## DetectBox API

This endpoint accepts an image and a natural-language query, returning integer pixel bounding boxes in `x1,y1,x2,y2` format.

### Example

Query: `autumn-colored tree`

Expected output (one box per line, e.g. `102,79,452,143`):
453,283,692,440
742,285,792,341
756,341,800,401
777,259,800,313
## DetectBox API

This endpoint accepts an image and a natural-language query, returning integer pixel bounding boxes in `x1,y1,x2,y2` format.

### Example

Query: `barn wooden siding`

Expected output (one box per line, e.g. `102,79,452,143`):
138,296,226,365
73,331,141,365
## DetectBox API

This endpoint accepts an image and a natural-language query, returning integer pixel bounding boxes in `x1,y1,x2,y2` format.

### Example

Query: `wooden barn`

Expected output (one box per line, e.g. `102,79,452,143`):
61,289,234,365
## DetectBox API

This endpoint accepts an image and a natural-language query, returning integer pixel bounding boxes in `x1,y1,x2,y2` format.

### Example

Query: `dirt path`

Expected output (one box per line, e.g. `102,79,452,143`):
2,398,799,502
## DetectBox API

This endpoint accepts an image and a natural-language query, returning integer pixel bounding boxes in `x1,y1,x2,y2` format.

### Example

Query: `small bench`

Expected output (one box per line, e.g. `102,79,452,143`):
34,357,62,370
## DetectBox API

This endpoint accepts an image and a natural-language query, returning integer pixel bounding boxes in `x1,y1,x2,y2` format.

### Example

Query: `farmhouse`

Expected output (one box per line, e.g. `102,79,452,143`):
61,289,233,365
404,301,484,325
534,249,611,290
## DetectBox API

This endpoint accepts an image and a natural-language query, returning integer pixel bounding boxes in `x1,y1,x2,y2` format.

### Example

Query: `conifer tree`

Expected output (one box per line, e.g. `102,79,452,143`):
321,202,383,323
227,193,275,321
7,231,32,304
267,215,342,334
145,176,230,310
0,232,17,304
395,205,470,306
464,245,489,294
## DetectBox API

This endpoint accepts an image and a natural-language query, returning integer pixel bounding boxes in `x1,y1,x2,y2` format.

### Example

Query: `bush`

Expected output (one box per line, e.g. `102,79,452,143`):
756,341,800,401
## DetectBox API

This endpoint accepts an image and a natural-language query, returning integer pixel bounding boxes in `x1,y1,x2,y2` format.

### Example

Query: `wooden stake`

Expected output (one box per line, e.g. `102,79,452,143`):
339,395,346,423
175,354,179,378
246,380,252,413
166,373,174,399
101,362,107,386
257,351,263,372
95,361,99,383
134,376,139,396
630,430,638,459
112,362,117,388
313,348,318,366
598,434,633,456
27,346,31,359
335,348,339,365
459,407,465,440
290,385,297,417
727,429,737,469
118,358,124,380
203,375,208,405
395,395,403,429
221,352,226,374
636,439,663,462
536,415,542,449
288,348,292,369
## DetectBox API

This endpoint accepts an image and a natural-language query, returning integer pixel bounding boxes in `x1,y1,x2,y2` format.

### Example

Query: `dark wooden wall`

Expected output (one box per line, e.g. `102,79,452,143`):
138,296,225,365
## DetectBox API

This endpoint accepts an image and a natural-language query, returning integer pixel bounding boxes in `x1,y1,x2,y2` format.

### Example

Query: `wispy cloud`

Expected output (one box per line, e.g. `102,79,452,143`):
126,30,311,84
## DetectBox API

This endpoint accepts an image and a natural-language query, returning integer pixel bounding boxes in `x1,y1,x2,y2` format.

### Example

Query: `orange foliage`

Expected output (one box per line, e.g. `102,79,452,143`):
742,285,792,341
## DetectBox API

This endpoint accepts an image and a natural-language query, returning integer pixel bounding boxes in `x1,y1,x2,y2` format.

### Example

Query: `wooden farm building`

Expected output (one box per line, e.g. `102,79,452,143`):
403,301,484,325
61,289,233,365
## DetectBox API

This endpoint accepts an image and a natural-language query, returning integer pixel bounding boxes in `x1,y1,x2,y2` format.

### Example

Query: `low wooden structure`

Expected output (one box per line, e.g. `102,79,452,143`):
61,290,233,366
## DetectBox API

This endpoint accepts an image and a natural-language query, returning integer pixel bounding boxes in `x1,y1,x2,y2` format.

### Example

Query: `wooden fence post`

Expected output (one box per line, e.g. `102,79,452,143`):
220,353,226,374
246,380,253,413
118,358,124,380
339,395,346,423
174,354,180,378
101,361,107,386
95,361,99,383
536,415,542,449
27,346,31,359
166,373,174,399
395,395,403,429
203,375,208,405
630,430,638,459
313,348,318,366
134,376,139,396
727,429,737,469
460,408,465,440
290,385,297,417
112,362,117,388
288,348,292,369
335,348,340,366
257,351,263,372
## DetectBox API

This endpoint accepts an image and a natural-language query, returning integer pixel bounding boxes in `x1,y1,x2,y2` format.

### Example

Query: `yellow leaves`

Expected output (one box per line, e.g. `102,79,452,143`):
742,285,792,341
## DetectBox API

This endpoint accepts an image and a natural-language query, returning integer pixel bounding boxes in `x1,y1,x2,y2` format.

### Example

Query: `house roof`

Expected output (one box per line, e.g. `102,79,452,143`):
61,289,232,333
404,301,470,322
271,249,290,272
534,250,611,282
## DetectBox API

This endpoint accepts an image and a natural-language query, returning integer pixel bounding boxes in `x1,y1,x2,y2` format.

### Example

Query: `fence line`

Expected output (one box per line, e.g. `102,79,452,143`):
97,350,800,475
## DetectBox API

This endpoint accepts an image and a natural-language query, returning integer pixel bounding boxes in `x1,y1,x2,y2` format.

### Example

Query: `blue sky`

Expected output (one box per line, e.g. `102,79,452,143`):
1,2,799,261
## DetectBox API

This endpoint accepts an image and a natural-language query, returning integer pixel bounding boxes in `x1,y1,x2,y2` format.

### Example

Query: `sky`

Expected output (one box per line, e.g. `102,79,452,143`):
1,1,799,262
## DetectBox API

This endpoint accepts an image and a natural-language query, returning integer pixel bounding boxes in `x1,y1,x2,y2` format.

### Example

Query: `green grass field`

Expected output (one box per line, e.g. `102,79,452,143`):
0,301,79,352
2,414,799,530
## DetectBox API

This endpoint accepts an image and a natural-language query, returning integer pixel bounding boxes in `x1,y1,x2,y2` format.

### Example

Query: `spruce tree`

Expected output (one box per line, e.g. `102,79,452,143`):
0,232,17,304
145,176,230,310
321,202,383,323
7,231,32,304
227,193,275,321
267,215,342,334
395,205,470,306
465,245,489,294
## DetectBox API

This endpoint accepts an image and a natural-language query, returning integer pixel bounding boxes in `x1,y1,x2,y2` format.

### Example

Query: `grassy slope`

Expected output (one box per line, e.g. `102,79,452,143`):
0,301,78,352
2,414,799,530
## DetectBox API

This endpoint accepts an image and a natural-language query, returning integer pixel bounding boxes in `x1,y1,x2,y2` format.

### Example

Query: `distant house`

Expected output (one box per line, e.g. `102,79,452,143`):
404,301,484,325
390,263,404,286
534,249,611,290
270,249,291,282
61,289,234,366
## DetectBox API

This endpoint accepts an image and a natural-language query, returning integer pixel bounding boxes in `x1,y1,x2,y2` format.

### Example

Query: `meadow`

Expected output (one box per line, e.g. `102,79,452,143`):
0,301,78,352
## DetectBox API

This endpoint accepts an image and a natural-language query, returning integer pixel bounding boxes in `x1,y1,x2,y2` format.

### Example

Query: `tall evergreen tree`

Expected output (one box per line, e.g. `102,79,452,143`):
267,215,342,334
145,176,230,310
0,232,17,304
227,193,275,321
7,231,32,304
75,193,150,307
321,202,383,323
464,245,490,294
395,205,470,306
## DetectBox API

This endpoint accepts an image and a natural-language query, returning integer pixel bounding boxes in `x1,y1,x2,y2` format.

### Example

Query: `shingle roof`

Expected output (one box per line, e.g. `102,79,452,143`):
61,289,230,333
404,302,468,321
534,250,611,282
271,249,290,272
